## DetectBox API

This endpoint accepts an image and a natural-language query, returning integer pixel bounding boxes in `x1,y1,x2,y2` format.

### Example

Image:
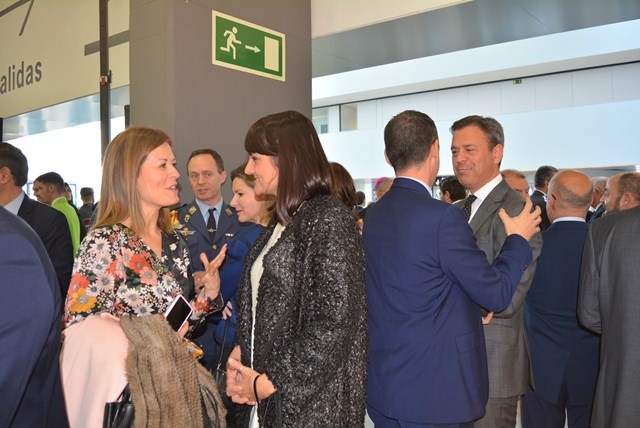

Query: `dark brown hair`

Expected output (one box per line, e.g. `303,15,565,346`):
244,110,332,225
330,162,357,210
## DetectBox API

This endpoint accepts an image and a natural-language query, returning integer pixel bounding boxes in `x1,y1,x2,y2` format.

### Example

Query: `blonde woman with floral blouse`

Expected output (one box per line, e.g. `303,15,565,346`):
64,126,224,327
61,127,226,428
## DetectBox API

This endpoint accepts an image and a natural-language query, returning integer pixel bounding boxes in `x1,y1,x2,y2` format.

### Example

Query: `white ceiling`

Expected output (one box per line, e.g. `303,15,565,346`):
3,0,640,141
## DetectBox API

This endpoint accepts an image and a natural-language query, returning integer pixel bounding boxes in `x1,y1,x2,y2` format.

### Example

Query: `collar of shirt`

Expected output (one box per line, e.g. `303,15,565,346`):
553,216,586,223
195,198,224,224
3,191,25,215
397,176,433,195
468,174,503,221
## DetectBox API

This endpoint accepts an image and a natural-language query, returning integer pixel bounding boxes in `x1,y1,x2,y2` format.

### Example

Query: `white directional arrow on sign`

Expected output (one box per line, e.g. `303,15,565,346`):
245,45,261,53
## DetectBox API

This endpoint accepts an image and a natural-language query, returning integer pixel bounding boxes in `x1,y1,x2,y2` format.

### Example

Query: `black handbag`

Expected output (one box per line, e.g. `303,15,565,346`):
103,385,135,428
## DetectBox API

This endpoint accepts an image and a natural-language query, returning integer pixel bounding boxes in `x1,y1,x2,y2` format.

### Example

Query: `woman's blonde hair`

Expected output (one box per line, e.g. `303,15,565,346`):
94,126,174,234
230,163,275,225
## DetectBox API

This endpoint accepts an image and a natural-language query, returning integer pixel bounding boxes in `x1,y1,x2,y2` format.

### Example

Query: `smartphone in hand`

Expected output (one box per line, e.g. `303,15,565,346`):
164,295,193,332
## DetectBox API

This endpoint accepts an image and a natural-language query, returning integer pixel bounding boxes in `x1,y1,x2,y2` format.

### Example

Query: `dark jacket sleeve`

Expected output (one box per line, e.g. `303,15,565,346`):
44,210,75,298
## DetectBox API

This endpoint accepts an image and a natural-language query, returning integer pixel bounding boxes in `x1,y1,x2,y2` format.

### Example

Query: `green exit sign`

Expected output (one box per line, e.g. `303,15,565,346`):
212,10,286,81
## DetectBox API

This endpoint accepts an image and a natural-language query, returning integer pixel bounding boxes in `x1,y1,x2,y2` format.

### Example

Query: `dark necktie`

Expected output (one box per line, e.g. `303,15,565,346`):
207,208,217,241
462,194,477,220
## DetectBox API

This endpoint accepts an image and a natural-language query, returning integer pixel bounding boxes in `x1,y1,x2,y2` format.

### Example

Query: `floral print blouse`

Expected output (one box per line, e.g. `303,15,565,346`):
64,224,220,328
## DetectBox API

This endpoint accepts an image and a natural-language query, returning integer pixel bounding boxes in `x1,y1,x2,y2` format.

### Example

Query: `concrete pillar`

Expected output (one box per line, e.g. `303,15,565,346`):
130,0,311,202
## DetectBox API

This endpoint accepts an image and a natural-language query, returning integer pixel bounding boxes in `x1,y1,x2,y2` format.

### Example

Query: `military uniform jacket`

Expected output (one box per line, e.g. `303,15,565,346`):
173,200,243,272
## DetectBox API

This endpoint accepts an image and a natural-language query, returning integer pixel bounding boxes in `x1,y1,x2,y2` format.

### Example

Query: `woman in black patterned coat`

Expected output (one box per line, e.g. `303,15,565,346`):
225,111,367,427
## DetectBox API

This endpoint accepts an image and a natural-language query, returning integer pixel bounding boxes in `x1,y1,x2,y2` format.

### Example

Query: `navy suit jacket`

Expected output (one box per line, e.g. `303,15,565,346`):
174,200,244,272
18,195,74,298
531,190,551,231
525,220,599,405
364,178,533,424
0,207,69,427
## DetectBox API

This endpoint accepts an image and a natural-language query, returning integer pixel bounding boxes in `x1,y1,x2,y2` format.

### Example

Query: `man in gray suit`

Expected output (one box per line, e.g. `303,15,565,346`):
601,172,640,214
451,115,542,428
578,205,640,428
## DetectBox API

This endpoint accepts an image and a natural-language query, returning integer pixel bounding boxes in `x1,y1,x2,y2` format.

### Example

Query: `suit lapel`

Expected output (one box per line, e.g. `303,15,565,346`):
469,181,509,234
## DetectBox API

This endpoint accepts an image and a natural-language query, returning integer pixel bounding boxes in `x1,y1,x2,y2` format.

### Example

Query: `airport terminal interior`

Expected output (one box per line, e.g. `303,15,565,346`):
3,0,639,203
1,1,639,427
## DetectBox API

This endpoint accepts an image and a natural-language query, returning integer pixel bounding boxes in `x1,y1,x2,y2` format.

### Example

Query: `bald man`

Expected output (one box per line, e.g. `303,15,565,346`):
522,170,599,428
602,172,640,214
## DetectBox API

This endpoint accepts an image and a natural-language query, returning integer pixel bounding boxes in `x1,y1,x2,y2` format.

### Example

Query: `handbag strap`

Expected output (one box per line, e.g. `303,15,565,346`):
215,319,230,371
199,385,221,428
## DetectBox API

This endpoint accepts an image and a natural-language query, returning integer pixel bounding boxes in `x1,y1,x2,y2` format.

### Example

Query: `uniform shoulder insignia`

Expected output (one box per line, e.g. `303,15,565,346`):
170,210,183,229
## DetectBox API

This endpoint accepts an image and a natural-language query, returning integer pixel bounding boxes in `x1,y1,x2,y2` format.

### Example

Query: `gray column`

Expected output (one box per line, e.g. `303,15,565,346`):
130,0,311,202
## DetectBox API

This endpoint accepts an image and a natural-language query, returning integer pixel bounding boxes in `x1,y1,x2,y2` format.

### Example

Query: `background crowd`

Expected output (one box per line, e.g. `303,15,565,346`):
0,108,639,428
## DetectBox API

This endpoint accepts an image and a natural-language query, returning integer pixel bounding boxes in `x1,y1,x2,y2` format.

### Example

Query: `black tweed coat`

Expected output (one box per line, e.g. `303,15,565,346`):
234,194,367,427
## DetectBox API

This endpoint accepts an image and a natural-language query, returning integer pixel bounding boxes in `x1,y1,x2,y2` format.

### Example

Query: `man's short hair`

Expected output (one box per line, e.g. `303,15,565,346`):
591,177,607,192
450,115,504,150
617,172,640,202
534,165,558,188
80,187,94,198
187,149,225,173
501,169,526,180
439,176,466,202
34,172,65,193
384,110,438,172
0,142,28,187
356,191,365,205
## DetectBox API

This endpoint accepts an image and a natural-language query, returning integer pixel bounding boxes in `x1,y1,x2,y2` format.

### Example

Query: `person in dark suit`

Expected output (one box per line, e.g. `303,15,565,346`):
0,206,69,427
0,142,74,298
531,165,558,231
578,204,640,428
586,176,606,222
364,110,541,428
522,170,599,428
451,116,543,428
173,149,244,369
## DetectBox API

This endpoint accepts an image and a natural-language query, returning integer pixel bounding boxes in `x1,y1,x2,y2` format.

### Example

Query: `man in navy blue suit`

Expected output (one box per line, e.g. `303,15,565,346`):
364,110,541,428
0,206,69,427
522,170,599,428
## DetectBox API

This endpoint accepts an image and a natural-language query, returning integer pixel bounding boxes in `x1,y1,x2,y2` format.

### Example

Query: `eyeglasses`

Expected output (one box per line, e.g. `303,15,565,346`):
550,194,557,201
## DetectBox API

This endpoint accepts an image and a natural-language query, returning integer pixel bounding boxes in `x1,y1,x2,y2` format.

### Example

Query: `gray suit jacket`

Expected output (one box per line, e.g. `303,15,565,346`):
578,205,640,428
460,180,542,398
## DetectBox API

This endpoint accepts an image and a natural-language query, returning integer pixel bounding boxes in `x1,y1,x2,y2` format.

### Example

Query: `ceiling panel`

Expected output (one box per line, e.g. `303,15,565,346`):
312,0,640,77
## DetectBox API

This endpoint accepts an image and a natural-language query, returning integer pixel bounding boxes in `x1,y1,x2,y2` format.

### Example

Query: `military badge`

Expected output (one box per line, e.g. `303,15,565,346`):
170,210,183,229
